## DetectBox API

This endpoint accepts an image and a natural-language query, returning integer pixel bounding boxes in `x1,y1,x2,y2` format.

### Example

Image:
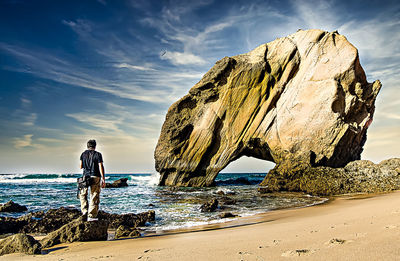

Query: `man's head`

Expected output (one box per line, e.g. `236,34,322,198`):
87,139,96,149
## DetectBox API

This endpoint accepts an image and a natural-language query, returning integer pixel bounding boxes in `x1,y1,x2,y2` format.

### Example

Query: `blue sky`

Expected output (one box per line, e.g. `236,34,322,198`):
0,0,399,174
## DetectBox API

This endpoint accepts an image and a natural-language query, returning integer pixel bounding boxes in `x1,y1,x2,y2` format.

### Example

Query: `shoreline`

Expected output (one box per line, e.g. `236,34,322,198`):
3,190,400,260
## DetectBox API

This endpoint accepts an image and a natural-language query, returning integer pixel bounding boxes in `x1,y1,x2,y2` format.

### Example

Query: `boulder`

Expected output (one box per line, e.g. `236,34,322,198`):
200,199,218,212
114,225,141,239
0,200,27,213
98,210,155,229
40,218,108,248
259,158,400,196
0,233,41,256
154,29,381,187
105,178,129,188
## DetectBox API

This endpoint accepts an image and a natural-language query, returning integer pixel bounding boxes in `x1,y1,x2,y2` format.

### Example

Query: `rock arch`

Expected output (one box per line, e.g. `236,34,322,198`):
154,29,381,187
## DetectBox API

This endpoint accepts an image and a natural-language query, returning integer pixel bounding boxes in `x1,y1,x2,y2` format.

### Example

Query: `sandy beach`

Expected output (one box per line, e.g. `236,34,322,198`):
2,190,400,261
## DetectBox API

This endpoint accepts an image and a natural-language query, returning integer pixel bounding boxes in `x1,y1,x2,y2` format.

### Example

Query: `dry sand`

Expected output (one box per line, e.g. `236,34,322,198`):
2,191,400,261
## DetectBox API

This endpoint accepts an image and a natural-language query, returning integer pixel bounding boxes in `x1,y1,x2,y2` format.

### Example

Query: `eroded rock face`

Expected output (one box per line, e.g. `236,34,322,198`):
155,29,381,187
259,158,400,195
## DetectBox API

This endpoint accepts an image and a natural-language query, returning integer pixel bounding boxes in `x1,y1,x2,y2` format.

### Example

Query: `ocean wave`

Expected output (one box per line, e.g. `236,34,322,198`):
129,173,160,186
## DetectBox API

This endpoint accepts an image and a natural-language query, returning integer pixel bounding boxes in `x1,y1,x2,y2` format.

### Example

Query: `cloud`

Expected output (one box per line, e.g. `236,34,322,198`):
160,51,207,65
114,63,155,71
22,113,37,126
13,134,33,149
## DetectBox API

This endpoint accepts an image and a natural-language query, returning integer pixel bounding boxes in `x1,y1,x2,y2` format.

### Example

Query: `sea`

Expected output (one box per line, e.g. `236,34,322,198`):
0,173,327,233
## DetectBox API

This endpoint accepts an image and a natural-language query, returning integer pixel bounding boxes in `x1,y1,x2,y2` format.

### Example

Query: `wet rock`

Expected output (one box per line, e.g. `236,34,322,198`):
221,197,236,205
260,158,400,196
98,210,155,229
155,29,381,187
115,225,141,239
0,216,27,234
216,190,225,195
105,178,129,188
0,233,41,256
20,207,81,234
0,200,27,213
219,212,238,218
1,207,155,236
40,218,108,248
200,199,218,212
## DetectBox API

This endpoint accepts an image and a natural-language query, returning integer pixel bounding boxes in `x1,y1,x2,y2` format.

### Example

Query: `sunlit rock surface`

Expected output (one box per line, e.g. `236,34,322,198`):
155,29,381,187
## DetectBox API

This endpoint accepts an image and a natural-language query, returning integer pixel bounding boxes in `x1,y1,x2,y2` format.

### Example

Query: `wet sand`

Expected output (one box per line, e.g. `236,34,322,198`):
2,191,400,260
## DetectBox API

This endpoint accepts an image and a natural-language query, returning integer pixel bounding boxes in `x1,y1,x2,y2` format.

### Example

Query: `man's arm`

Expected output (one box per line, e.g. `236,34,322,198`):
99,162,106,188
80,160,83,169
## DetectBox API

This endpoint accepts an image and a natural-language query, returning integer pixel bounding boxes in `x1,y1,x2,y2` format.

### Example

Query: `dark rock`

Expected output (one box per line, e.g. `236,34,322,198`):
221,197,236,205
20,207,81,234
200,199,218,212
115,225,141,239
219,212,238,218
105,178,129,188
0,233,41,256
148,204,155,207
216,190,225,195
0,216,28,234
0,200,27,213
40,218,108,248
98,210,155,229
260,158,400,196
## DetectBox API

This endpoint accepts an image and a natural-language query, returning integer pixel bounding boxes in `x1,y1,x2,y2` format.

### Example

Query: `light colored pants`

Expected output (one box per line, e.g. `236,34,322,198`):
79,176,101,218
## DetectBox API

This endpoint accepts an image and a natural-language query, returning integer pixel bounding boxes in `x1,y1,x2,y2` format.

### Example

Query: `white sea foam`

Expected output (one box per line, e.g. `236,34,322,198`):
129,172,160,186
0,177,77,184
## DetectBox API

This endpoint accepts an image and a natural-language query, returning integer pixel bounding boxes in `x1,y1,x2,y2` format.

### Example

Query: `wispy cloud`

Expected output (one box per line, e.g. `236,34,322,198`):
13,134,33,149
114,62,155,71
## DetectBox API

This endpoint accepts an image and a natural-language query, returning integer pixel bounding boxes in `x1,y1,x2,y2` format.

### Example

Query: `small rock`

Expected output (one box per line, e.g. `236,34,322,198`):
0,233,41,256
219,212,237,218
105,178,129,188
115,225,141,239
221,197,236,205
329,238,346,244
0,200,27,213
200,199,218,212
216,190,225,195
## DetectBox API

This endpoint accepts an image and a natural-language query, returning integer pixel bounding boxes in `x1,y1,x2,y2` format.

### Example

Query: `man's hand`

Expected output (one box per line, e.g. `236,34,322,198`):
101,178,106,188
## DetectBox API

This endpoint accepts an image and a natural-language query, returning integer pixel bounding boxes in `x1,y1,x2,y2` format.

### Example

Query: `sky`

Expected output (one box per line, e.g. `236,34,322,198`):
0,0,399,174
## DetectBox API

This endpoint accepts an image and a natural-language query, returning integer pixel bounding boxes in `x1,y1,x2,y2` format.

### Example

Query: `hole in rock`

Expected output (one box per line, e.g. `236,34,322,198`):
215,156,275,186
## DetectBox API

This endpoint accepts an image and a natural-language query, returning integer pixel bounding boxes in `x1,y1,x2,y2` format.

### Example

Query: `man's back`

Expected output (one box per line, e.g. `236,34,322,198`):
80,150,103,177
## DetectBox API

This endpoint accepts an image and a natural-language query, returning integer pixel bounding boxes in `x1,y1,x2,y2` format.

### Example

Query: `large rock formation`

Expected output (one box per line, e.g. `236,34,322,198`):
155,29,381,187
259,158,400,195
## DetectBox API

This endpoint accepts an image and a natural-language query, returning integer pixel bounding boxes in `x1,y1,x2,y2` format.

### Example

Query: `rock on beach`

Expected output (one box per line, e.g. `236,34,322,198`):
155,29,381,188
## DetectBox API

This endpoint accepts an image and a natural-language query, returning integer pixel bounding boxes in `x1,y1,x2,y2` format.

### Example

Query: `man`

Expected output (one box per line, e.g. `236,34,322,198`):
79,139,106,221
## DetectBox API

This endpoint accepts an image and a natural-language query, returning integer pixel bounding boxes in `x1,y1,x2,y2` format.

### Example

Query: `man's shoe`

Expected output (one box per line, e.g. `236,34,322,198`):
87,217,98,222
